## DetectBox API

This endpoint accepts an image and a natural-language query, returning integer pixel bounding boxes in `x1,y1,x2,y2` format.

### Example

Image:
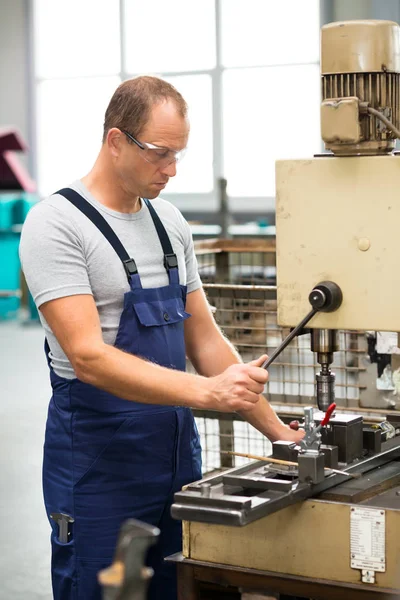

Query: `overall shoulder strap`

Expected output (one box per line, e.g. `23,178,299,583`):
143,198,178,272
56,188,138,280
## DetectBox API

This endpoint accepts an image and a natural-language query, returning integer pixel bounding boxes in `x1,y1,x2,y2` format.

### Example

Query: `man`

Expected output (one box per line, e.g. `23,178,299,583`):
20,76,303,600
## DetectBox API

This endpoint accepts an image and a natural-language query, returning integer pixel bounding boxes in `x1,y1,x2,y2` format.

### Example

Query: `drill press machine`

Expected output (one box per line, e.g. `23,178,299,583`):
171,20,400,593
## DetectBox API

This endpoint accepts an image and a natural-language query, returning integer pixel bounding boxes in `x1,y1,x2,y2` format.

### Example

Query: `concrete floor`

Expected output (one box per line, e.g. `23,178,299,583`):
0,321,52,599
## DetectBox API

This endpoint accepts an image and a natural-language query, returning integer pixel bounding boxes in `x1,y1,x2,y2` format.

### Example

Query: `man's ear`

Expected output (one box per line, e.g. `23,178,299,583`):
107,128,123,157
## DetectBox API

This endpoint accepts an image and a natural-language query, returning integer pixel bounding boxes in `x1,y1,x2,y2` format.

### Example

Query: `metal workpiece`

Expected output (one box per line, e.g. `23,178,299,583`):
298,453,325,484
171,437,400,527
272,440,298,461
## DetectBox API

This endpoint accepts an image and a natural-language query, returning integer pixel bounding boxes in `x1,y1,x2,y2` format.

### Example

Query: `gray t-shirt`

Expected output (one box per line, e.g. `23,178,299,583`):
19,180,202,379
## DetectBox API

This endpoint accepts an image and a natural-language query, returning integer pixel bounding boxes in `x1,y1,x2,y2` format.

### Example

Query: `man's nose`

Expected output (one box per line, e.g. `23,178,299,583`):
160,160,177,178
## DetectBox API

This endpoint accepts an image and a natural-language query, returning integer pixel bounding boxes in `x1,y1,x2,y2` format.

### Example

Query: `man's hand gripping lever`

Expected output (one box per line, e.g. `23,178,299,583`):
204,355,269,413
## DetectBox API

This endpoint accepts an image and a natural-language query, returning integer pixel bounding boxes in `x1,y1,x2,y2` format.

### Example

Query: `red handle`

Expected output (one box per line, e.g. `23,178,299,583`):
289,420,300,431
321,402,336,427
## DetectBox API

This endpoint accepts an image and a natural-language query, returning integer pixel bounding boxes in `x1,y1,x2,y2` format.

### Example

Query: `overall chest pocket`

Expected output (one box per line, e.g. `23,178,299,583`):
133,297,191,327
115,288,191,369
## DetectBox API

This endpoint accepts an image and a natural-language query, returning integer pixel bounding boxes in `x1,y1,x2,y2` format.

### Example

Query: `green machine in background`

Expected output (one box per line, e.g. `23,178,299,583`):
0,128,39,321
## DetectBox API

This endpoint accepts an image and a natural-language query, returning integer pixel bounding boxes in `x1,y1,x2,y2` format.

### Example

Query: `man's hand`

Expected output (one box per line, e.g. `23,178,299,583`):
202,355,269,412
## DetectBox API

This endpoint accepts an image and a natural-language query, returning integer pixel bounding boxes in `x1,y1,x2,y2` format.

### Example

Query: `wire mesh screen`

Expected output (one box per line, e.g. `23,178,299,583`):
194,239,276,285
194,413,273,474
203,283,367,406
190,240,369,474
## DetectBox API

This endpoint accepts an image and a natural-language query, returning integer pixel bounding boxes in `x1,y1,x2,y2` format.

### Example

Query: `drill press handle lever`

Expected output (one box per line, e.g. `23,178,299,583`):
261,281,342,370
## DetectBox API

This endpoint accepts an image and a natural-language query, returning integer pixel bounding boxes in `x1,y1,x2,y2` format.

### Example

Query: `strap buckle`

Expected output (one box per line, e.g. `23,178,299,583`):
123,258,138,277
164,253,178,271
164,254,178,271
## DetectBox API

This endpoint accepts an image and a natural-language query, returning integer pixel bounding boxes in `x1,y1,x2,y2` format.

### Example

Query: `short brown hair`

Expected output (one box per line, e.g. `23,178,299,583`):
102,76,188,142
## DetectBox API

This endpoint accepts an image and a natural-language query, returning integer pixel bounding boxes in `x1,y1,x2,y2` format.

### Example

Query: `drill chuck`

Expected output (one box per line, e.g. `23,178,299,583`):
316,371,335,412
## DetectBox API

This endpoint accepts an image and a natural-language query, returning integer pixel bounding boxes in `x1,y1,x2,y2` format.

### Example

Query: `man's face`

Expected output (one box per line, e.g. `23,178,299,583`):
115,100,189,199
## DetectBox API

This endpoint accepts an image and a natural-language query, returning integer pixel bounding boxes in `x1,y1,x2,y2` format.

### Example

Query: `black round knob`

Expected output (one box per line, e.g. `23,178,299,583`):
309,288,326,310
308,281,342,313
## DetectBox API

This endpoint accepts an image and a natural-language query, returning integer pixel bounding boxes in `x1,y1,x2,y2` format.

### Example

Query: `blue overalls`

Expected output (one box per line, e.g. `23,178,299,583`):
42,188,202,600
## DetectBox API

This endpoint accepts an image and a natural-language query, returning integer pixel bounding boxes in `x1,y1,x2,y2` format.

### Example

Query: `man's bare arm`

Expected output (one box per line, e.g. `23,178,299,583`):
184,288,304,442
40,294,267,412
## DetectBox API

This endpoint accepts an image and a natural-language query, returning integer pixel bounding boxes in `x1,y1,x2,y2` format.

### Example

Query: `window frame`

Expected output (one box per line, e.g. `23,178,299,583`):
29,0,322,215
